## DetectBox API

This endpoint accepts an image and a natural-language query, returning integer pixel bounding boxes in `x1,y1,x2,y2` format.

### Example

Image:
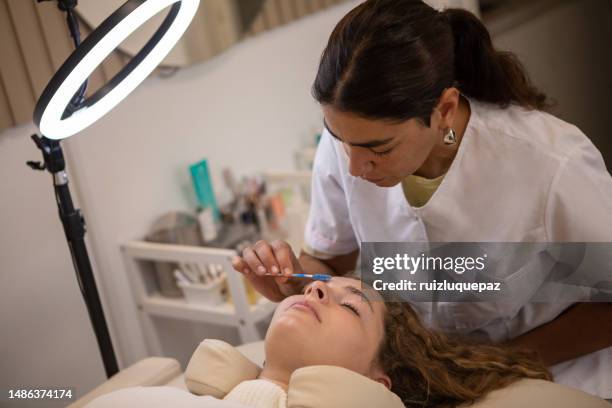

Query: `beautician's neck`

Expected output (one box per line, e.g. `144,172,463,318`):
258,366,290,392
414,95,471,179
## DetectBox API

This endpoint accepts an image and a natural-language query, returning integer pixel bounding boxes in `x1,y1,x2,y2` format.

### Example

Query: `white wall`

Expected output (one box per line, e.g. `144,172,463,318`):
489,0,612,168
0,1,362,401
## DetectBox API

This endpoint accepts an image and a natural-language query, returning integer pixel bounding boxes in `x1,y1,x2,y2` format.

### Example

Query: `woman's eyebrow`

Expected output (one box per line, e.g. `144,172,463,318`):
323,119,394,148
344,286,374,313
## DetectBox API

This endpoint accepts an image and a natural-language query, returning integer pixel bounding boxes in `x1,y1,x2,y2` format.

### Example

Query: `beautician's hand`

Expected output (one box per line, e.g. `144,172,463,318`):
231,240,306,302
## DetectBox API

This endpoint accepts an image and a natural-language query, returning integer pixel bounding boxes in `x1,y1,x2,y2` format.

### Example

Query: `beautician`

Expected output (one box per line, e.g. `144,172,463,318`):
232,0,612,399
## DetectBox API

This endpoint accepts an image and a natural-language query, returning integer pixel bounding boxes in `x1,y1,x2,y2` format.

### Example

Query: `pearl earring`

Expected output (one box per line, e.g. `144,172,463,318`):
443,128,457,145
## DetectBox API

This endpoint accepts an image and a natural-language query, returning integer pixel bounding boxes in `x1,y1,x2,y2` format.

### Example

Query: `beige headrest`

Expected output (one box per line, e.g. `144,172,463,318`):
288,365,405,408
467,378,611,408
184,339,405,407
185,339,262,398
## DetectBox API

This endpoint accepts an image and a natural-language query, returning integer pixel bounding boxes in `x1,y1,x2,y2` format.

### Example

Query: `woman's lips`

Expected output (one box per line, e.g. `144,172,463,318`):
289,301,321,322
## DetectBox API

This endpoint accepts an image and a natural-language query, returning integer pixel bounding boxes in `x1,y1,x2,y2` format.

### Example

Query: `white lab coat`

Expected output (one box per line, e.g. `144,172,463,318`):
304,98,612,398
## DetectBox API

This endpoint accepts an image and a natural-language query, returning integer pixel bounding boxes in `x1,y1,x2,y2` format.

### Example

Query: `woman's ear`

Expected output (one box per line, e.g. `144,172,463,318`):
434,87,461,130
370,366,392,390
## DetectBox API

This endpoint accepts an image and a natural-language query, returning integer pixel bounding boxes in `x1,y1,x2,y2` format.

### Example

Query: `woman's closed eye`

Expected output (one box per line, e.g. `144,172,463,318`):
371,147,394,157
342,302,360,316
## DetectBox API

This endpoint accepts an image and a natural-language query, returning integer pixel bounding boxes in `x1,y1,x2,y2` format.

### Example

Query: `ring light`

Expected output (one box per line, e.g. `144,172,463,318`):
34,0,199,139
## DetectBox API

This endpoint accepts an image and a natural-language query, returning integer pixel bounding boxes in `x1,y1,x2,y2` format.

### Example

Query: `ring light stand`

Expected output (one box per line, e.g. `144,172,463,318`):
27,0,199,378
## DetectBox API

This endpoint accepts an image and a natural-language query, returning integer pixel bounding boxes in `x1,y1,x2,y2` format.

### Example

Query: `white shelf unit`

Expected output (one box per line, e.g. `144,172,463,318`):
121,241,277,356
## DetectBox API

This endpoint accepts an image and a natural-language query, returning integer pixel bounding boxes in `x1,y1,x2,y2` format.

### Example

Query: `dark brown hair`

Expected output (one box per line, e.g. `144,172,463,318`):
379,302,551,407
312,0,550,126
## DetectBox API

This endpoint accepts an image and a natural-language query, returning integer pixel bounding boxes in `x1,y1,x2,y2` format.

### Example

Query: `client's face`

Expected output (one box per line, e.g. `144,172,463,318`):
264,277,389,386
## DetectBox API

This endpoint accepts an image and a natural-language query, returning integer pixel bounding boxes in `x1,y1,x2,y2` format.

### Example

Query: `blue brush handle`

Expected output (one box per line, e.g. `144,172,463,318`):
292,273,332,282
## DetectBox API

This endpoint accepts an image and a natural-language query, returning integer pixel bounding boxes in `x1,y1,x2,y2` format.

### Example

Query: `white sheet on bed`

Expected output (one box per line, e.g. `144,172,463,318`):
84,386,250,408
551,346,612,399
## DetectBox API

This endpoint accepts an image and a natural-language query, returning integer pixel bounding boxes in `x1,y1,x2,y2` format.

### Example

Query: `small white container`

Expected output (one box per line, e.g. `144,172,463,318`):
178,278,225,306
197,207,218,242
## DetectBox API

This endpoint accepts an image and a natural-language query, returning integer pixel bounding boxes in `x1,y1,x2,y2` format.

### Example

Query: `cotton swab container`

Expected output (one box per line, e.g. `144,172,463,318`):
178,278,226,306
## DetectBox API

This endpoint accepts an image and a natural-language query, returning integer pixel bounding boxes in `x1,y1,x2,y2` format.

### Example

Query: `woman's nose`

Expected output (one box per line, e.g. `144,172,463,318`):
304,281,329,303
345,145,374,177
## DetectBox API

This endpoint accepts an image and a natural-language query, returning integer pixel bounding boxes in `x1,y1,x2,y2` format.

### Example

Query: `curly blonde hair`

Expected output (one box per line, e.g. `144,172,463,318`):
378,302,551,407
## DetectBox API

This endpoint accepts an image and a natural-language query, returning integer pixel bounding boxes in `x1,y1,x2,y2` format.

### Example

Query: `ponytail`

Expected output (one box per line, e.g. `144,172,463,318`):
312,0,551,125
443,8,551,110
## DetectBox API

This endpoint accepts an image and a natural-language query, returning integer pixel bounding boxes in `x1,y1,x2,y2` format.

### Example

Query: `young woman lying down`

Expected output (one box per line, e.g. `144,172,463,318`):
85,277,609,408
